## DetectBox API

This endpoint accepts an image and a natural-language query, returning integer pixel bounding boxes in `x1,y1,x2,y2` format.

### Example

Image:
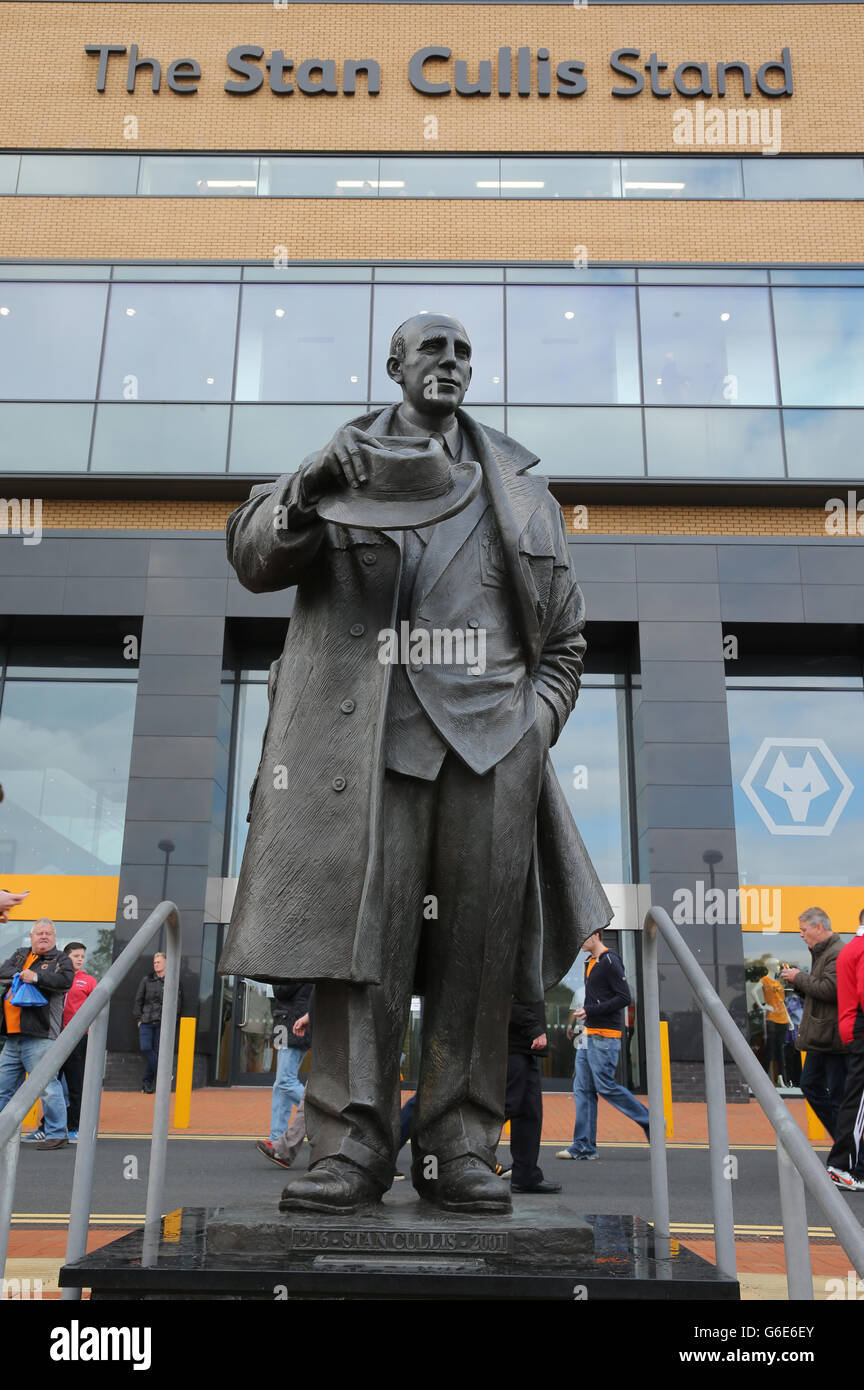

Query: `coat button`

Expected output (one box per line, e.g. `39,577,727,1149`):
340,699,355,714
332,776,346,792
362,552,377,566
410,661,423,673
467,618,479,629
350,623,365,637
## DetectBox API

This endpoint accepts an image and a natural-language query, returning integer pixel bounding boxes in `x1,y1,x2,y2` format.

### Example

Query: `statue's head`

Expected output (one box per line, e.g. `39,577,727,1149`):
386,313,472,416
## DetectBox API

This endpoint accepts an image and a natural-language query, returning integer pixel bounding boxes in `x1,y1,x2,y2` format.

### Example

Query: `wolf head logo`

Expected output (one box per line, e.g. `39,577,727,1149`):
764,750,830,823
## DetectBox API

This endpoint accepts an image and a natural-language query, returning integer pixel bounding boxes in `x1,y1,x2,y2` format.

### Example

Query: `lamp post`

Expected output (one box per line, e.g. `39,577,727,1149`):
702,849,723,994
157,839,175,952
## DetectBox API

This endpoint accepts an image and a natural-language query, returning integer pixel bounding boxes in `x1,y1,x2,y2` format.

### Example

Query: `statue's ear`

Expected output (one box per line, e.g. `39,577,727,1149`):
386,356,403,385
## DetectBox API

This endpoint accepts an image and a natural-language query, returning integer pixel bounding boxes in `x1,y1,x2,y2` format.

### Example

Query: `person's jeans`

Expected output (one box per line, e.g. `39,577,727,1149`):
138,1022,161,1086
0,1035,67,1139
800,1051,849,1138
570,1035,650,1157
271,1045,305,1144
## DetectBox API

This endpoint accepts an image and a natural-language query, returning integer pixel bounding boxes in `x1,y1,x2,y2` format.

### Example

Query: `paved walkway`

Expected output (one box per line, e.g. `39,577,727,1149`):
6,1089,852,1301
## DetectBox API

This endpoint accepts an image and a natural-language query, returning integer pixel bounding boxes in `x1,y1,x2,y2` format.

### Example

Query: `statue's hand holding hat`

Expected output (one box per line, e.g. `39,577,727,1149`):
311,427,481,532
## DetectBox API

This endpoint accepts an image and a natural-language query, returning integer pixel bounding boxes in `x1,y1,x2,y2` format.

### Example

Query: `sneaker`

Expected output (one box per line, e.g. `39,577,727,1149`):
393,1173,407,1182
67,1130,79,1143
255,1140,291,1170
576,1152,599,1161
21,1129,46,1144
555,1149,577,1159
494,1163,512,1179
828,1166,864,1191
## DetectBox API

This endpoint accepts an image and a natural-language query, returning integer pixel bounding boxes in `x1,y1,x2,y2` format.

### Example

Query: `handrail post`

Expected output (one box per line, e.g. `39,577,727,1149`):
142,906,181,1267
0,1129,20,1281
61,1007,109,1300
777,1139,814,1300
702,1014,737,1280
641,915,671,1257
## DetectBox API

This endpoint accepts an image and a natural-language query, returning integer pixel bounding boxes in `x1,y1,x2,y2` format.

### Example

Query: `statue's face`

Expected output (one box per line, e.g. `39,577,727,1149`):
387,316,472,415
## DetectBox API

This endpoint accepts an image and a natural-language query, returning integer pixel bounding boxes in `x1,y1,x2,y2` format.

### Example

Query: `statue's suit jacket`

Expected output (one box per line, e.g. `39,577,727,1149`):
219,405,612,996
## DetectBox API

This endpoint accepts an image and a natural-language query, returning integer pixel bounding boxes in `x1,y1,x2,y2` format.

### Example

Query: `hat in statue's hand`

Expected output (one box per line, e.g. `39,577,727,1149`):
316,435,482,531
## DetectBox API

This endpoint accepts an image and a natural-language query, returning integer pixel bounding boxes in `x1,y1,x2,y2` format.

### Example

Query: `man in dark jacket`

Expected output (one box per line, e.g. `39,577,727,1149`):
557,929,650,1161
264,983,313,1151
503,1000,561,1194
781,907,848,1136
0,919,74,1150
133,952,184,1094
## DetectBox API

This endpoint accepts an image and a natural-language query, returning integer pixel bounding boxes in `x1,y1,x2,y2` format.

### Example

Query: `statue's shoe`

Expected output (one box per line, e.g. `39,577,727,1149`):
413,1155,512,1215
279,1158,385,1214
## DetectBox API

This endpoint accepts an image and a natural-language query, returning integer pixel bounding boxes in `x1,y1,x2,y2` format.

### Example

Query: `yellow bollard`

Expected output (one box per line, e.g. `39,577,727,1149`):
172,1018,196,1130
23,1098,40,1131
502,1120,511,1138
659,1020,674,1140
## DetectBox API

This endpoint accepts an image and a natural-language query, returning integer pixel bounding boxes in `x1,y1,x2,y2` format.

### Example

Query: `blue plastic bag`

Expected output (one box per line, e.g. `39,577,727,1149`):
7,972,47,1007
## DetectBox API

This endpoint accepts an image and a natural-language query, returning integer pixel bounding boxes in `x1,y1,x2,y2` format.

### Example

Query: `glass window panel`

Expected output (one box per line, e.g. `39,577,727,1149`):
773,288,864,406
0,921,116,978
99,284,238,400
243,265,371,282
6,644,138,677
0,265,111,280
375,267,503,282
139,156,259,196
259,157,379,197
771,269,864,286
228,681,269,875
377,158,500,198
91,404,230,472
506,267,636,284
622,158,742,199
230,404,362,472
112,265,240,281
638,269,768,285
18,155,139,196
743,158,864,200
0,404,92,471
0,283,107,399
499,158,619,198
507,285,640,404
507,406,644,476
727,687,864,885
235,285,370,401
370,286,504,403
640,286,776,406
0,156,19,194
549,686,632,882
645,408,784,477
0,680,136,875
783,409,864,479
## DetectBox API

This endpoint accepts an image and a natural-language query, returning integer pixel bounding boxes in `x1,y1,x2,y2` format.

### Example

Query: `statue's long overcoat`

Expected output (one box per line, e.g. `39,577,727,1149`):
219,406,612,995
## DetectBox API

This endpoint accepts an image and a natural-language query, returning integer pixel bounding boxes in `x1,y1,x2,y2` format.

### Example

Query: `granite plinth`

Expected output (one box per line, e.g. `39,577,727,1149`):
60,1190,740,1301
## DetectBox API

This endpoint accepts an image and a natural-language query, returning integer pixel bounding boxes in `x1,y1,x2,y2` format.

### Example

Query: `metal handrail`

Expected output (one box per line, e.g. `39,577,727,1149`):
643,904,864,1299
0,901,181,1299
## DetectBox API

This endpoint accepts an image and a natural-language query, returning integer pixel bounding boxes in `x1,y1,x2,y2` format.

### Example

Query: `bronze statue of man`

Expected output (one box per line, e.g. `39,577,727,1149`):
220,313,611,1214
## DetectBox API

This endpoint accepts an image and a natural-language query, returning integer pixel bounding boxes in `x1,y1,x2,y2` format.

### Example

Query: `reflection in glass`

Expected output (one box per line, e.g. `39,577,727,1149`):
640,287,776,406
0,284,108,399
728,687,864,885
499,158,619,198
228,681,268,875
0,404,93,472
99,284,238,400
370,285,504,403
235,285,370,401
0,681,136,874
139,156,259,196
773,288,864,407
259,157,379,196
622,158,742,199
0,155,20,194
230,404,360,471
91,404,230,472
507,406,644,476
784,409,864,479
377,158,499,198
645,408,784,476
549,685,632,883
507,286,640,403
18,155,139,196
743,158,864,200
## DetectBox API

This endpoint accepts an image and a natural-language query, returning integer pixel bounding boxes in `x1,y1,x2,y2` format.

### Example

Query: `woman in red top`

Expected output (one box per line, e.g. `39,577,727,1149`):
59,942,97,1142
